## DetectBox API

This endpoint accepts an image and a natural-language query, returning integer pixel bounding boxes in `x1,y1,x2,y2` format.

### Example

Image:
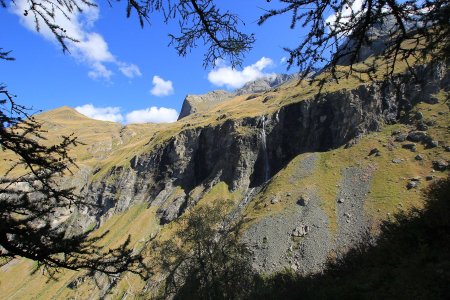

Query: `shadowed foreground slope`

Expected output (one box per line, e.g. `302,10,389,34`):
249,175,450,300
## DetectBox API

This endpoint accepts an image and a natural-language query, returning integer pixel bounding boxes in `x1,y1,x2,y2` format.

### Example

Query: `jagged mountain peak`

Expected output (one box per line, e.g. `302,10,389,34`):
178,73,297,120
178,90,234,120
335,15,414,66
235,73,298,95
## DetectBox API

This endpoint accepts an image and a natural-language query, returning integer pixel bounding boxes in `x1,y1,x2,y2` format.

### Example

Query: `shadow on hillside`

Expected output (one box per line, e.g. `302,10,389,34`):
160,176,450,300
250,175,450,300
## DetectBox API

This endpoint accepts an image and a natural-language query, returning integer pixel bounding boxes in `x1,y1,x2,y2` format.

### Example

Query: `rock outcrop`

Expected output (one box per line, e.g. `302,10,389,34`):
178,74,298,120
336,15,416,66
234,74,298,95
178,90,232,120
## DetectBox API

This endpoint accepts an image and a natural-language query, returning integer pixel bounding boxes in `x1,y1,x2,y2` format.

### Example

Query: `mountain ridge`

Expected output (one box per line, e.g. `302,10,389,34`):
178,73,298,120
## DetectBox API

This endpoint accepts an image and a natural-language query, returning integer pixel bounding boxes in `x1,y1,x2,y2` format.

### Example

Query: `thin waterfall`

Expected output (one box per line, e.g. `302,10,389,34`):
261,116,270,182
225,187,257,226
240,187,255,209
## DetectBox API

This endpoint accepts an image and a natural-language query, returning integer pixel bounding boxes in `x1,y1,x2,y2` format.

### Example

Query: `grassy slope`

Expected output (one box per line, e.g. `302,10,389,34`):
0,203,159,299
0,106,159,177
245,92,449,233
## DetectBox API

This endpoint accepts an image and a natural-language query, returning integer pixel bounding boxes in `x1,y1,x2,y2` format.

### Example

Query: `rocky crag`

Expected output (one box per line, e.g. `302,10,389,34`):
178,73,298,120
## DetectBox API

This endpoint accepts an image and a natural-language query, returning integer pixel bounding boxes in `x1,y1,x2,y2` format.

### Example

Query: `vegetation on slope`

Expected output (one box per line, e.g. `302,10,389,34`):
245,90,449,230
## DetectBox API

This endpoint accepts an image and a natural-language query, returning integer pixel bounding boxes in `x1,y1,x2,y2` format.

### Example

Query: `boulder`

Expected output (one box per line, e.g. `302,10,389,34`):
297,195,309,206
427,96,439,104
407,131,428,142
407,181,418,189
292,225,309,237
432,160,449,171
402,143,417,152
427,140,439,148
394,134,407,142
416,122,428,131
425,119,437,126
368,148,380,156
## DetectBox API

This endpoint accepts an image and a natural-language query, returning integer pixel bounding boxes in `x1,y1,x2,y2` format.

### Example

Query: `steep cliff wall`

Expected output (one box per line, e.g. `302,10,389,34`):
178,90,232,120
81,63,448,229
178,74,298,120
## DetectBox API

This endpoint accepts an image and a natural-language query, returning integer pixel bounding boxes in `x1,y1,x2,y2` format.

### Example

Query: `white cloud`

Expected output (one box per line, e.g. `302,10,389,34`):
75,104,178,124
280,57,287,64
88,62,114,80
253,57,273,70
77,32,115,62
11,0,140,80
150,76,174,97
126,107,178,124
207,57,275,89
325,0,364,31
119,63,142,78
75,104,123,122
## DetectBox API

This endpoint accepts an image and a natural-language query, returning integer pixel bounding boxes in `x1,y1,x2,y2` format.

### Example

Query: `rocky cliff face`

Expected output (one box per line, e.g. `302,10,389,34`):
81,63,448,232
178,74,298,120
235,73,298,95
178,90,232,120
336,15,417,66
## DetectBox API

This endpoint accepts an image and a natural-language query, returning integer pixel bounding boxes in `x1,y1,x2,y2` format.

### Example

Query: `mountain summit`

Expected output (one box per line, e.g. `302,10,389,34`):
178,73,298,120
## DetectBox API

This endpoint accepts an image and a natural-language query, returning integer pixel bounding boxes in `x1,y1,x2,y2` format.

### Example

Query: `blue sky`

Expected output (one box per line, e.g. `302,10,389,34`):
0,0,331,123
